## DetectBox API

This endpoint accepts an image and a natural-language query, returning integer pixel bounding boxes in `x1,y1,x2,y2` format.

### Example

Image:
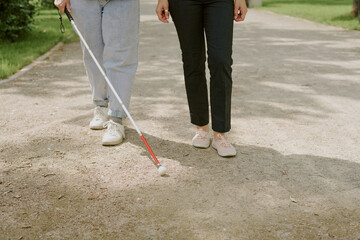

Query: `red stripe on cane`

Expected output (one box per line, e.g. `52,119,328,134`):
140,135,160,165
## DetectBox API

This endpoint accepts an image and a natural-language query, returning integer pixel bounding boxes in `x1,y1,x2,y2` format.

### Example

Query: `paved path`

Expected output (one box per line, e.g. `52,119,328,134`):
1,2,360,239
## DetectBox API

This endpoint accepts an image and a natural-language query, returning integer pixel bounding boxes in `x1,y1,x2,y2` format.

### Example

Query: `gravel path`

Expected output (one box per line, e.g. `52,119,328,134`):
1,2,360,239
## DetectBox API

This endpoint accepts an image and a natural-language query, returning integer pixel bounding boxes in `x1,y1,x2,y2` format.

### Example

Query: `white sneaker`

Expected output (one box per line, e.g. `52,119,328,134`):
212,135,237,157
192,129,211,148
89,106,108,130
102,120,125,146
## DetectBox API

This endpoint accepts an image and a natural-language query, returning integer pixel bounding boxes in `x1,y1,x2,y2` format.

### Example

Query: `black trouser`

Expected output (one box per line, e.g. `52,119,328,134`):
169,0,234,133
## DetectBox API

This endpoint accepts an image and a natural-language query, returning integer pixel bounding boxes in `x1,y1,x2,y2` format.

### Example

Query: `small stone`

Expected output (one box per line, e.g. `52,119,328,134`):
42,173,56,178
328,233,335,238
290,196,297,203
22,162,32,168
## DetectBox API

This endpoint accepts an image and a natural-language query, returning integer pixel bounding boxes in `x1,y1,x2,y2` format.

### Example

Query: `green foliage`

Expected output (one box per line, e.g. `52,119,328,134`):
31,0,55,9
0,0,36,41
0,9,78,79
42,0,55,9
259,0,360,31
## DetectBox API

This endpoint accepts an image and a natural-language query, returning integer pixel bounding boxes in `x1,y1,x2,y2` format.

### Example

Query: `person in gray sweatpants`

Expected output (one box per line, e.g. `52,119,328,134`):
55,0,139,146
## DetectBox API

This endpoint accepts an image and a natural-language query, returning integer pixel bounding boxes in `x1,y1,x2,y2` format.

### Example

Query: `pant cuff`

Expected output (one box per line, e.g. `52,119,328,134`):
93,100,108,107
108,109,127,118
212,125,231,133
190,116,209,127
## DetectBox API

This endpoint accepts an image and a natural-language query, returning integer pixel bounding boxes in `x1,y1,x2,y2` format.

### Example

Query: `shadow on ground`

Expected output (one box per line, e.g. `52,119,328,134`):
1,128,360,239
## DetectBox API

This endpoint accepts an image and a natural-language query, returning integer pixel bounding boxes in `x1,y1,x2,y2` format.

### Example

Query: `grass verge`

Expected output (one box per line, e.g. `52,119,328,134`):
0,9,78,79
258,0,360,31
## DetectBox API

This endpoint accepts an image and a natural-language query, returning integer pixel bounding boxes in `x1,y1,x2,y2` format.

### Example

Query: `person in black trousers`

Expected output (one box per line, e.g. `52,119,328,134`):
156,0,247,157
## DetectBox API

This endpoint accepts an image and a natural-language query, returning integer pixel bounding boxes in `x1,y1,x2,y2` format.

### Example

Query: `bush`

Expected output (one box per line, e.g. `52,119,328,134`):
42,0,55,9
0,0,36,41
31,0,55,9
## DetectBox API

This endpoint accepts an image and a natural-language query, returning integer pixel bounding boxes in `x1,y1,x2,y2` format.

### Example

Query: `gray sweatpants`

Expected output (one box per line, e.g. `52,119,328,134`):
71,0,139,118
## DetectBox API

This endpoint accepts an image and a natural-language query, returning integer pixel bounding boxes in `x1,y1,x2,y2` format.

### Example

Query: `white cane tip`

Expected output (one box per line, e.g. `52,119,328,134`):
158,166,167,176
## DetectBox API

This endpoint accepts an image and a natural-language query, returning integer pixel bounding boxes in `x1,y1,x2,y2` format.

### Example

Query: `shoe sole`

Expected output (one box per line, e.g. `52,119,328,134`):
211,145,237,157
102,138,124,146
192,143,211,149
102,139,123,146
90,125,105,130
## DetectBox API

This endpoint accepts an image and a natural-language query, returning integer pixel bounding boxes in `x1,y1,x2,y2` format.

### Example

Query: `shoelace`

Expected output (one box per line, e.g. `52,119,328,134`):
214,135,232,148
196,129,209,140
104,121,125,137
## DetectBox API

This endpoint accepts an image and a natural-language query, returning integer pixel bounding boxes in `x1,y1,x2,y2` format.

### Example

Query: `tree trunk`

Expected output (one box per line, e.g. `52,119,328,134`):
358,0,360,22
351,0,358,17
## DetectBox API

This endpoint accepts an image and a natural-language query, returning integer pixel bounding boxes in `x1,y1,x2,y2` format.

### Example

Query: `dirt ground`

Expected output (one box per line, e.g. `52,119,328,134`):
1,1,360,239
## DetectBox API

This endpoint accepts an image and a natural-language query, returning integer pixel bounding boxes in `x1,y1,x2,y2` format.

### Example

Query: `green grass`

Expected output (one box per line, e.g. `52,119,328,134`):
258,0,360,31
0,9,78,79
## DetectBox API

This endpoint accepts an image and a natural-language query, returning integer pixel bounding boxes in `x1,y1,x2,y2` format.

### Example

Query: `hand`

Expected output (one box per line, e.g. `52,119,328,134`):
54,0,71,14
234,0,247,22
156,0,170,23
